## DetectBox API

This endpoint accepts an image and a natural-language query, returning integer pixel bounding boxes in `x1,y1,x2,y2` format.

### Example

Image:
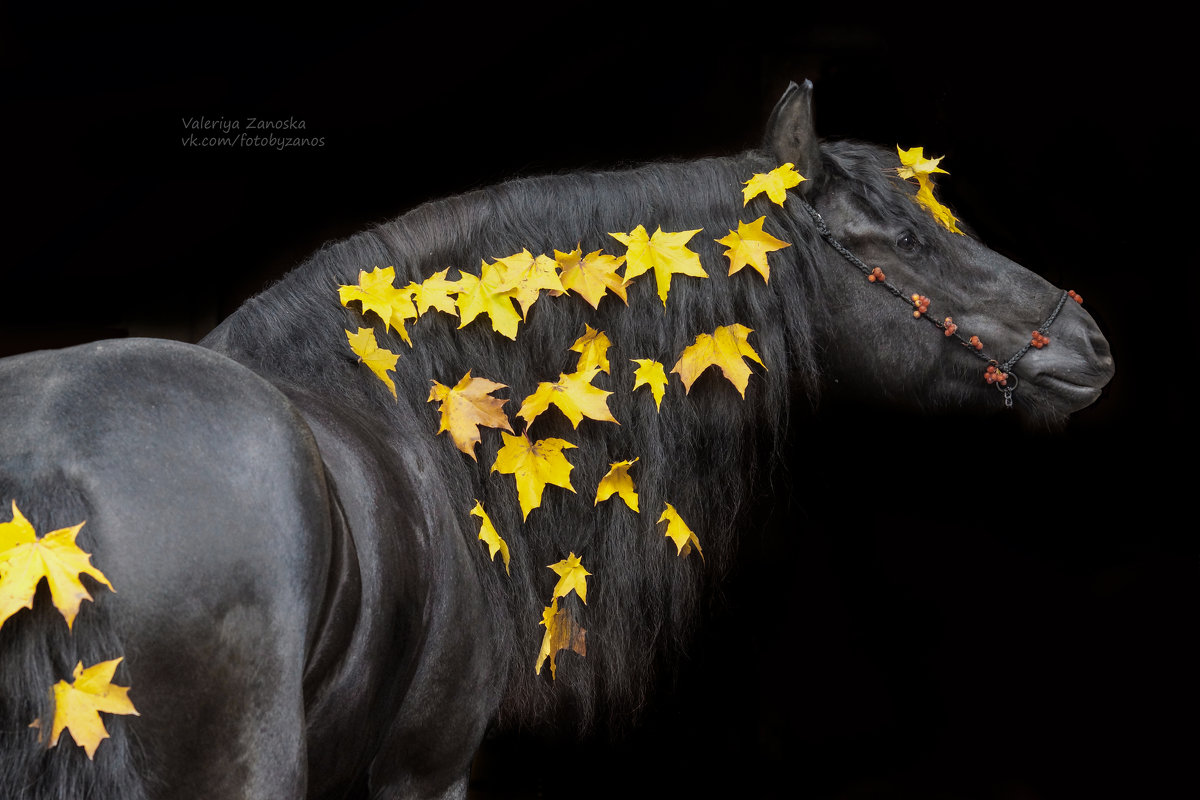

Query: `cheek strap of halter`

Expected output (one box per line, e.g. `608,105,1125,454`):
798,197,1070,409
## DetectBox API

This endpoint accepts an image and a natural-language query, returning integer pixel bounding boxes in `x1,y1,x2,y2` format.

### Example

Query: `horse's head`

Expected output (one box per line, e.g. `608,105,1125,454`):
768,81,1115,424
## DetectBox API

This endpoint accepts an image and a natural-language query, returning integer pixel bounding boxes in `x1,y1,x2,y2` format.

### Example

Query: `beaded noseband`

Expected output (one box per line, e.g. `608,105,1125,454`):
798,198,1080,409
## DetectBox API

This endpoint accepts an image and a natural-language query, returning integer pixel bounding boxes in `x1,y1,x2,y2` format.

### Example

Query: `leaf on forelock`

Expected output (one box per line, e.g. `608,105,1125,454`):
454,262,523,340
548,552,591,604
404,268,463,317
517,367,619,430
427,372,514,460
569,325,612,375
670,324,766,398
896,145,964,235
552,246,630,309
630,359,669,411
345,327,399,399
742,163,805,206
45,658,139,759
715,216,791,283
914,182,964,235
609,225,708,307
469,501,510,575
535,597,587,678
337,266,417,346
658,502,703,559
595,458,639,512
491,432,577,521
494,250,564,320
0,501,114,630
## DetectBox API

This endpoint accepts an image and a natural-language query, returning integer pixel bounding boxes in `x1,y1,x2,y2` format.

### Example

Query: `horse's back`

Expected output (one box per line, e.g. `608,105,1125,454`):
0,338,332,799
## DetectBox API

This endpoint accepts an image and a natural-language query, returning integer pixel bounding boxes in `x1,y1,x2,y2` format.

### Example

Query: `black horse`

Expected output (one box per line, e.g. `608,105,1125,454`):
0,81,1113,799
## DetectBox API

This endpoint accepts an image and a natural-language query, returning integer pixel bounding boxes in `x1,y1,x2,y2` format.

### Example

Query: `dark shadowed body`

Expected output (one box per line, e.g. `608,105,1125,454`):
0,82,1113,798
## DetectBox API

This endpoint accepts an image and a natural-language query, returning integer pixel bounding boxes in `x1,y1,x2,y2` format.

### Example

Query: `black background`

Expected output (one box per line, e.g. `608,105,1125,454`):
3,3,1190,798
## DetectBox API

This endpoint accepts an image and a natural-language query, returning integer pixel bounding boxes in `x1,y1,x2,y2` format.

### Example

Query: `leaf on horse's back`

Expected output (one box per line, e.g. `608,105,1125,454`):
657,503,703,559
595,458,639,512
46,658,139,760
491,432,577,521
535,597,587,679
469,501,510,575
609,225,708,307
338,266,418,345
553,246,630,309
548,552,591,604
715,216,791,283
0,501,114,630
493,250,564,320
345,328,400,399
454,262,524,340
517,368,618,431
569,325,612,375
670,324,766,398
742,163,805,206
630,359,668,411
427,372,515,460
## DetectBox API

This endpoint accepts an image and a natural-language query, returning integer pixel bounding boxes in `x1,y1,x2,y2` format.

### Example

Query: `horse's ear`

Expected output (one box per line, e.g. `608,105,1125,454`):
765,79,822,183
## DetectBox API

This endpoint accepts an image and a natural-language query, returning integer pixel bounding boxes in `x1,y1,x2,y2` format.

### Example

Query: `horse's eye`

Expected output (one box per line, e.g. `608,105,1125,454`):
896,231,919,252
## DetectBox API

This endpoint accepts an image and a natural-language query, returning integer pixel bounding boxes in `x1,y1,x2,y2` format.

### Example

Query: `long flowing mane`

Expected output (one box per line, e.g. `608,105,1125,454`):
202,140,915,731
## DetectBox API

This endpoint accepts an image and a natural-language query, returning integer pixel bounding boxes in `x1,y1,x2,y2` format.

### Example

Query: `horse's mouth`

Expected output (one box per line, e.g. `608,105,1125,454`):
1029,374,1105,406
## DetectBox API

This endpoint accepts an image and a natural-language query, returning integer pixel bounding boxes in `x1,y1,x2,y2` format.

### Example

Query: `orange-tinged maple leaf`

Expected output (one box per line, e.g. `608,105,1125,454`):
0,501,113,631
553,246,630,309
569,325,612,375
427,372,514,460
715,216,791,283
404,268,463,317
494,250,564,320
671,324,766,398
47,658,139,759
491,432,577,520
609,225,708,306
535,597,587,678
630,359,668,411
469,501,510,575
517,367,619,430
742,163,805,206
338,266,417,345
345,327,399,399
658,502,703,559
595,458,639,512
454,262,523,340
548,552,591,604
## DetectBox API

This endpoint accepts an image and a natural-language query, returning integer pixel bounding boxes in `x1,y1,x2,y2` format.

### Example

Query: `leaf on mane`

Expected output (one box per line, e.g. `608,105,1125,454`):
609,225,708,307
535,597,587,679
469,501,510,575
493,250,564,320
670,324,766,398
345,327,399,399
404,268,463,317
454,262,523,340
517,367,619,431
715,216,791,283
896,146,964,234
427,372,514,460
491,432,577,521
569,325,612,375
46,658,139,760
548,552,591,604
0,501,113,631
553,246,630,309
742,163,804,206
658,502,703,559
338,266,417,346
630,359,668,411
595,458,639,512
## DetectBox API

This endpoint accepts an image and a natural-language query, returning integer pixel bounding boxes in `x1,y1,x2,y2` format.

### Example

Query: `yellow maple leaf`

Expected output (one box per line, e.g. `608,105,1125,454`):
517,367,619,430
345,327,399,399
491,432,577,520
47,658,139,759
896,146,963,234
609,225,708,306
715,216,791,283
658,502,703,559
553,246,630,309
914,181,964,234
569,325,612,375
469,500,510,575
595,458,639,512
742,163,805,206
494,250,564,320
548,552,591,604
404,268,463,317
0,501,113,630
454,262,523,340
338,266,417,346
670,324,766,398
630,359,668,411
535,597,587,678
427,371,514,460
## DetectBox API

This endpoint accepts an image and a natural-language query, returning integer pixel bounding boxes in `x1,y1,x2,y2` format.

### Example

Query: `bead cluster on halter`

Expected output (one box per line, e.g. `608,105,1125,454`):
984,364,1009,387
1030,330,1050,349
911,294,931,317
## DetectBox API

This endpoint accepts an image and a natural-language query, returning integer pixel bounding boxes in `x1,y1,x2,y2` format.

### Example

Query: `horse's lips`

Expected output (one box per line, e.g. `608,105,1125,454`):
1026,372,1106,408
